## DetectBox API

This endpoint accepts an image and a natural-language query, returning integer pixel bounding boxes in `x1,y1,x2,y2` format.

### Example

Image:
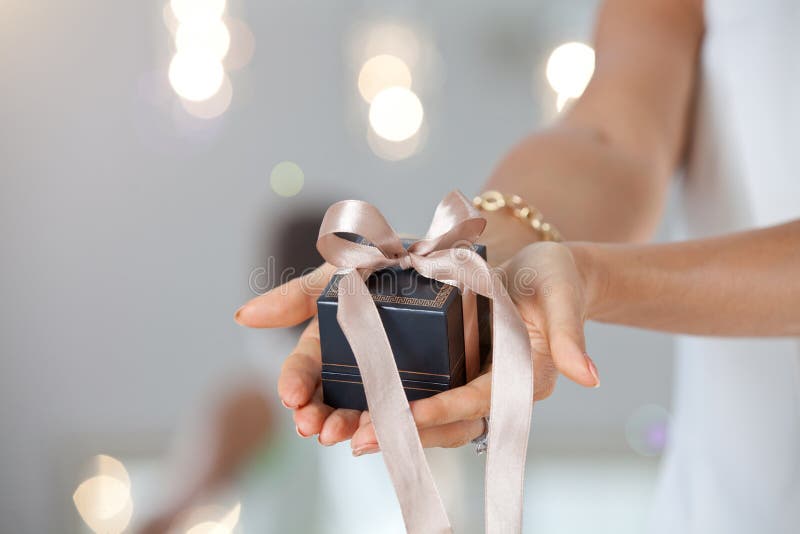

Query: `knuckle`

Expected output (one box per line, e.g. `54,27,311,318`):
322,415,347,440
419,396,446,426
443,432,469,449
463,382,490,420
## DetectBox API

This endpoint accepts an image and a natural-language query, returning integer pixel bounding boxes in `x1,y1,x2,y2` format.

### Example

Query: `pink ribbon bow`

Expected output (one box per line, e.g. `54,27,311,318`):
317,190,534,534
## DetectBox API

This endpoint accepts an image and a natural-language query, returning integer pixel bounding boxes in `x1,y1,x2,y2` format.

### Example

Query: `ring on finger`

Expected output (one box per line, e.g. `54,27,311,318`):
471,416,489,455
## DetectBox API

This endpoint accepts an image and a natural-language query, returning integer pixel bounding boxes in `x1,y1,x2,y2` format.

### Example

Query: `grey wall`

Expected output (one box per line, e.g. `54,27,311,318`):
0,1,673,532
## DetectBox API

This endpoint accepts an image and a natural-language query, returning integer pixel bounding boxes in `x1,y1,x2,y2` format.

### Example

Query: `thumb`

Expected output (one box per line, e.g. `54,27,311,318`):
539,281,600,388
235,263,336,328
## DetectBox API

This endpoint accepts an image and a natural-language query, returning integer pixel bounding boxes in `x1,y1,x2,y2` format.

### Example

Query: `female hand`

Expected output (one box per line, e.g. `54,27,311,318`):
349,241,602,455
235,262,366,445
236,241,603,452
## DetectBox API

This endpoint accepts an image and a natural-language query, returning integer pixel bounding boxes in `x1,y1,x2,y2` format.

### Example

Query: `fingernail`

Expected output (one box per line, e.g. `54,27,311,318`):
281,399,297,409
352,444,379,457
234,305,246,324
295,425,309,438
318,435,333,447
585,353,600,388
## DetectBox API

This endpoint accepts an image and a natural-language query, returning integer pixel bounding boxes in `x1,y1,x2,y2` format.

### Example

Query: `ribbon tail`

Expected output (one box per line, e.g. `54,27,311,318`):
411,251,534,534
336,270,452,534
485,288,534,534
462,288,480,382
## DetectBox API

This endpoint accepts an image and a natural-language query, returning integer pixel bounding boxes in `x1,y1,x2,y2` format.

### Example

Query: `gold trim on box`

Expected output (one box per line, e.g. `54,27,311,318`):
325,275,453,309
321,377,445,394
322,352,466,379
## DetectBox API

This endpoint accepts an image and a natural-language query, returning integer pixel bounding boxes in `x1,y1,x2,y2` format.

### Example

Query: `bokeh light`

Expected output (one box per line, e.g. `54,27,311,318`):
367,124,422,161
180,74,233,119
170,0,226,23
185,502,241,534
270,161,305,197
166,0,239,114
546,41,595,106
556,93,572,113
72,455,133,534
169,52,225,101
625,404,670,457
368,86,424,142
175,18,231,60
358,54,412,103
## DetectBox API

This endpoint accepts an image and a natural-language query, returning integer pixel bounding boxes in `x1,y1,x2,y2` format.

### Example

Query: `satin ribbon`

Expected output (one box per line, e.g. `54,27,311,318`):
317,190,534,534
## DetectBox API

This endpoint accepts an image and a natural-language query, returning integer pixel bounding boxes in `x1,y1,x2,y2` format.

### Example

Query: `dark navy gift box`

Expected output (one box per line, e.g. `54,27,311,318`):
317,241,491,411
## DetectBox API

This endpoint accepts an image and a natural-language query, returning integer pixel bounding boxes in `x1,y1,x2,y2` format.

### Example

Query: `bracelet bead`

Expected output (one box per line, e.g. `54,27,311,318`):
473,190,563,242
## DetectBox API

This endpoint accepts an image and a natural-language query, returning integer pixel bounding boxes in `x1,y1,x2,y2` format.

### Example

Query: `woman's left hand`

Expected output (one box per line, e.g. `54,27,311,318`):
350,241,603,455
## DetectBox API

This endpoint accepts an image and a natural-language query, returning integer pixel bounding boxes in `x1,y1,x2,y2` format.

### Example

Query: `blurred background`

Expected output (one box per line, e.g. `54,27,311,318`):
0,0,677,532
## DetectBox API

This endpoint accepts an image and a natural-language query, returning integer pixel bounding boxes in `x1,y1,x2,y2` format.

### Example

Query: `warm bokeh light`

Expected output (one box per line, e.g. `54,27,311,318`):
358,54,412,103
175,18,231,60
368,86,424,142
185,502,241,534
186,521,231,534
367,125,422,161
169,51,225,101
93,454,131,487
170,0,226,23
73,455,133,534
270,161,305,197
180,74,233,119
555,93,572,113
546,41,595,99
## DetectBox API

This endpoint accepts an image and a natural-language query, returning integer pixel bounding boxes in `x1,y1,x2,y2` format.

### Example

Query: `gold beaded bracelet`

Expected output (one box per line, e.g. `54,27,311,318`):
473,190,563,242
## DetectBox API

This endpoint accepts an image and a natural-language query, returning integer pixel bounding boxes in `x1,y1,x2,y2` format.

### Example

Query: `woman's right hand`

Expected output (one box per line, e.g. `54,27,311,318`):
235,263,367,445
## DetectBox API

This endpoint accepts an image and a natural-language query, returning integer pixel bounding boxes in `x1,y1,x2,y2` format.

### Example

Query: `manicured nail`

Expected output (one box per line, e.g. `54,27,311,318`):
352,444,379,457
281,399,296,409
295,425,309,438
584,354,600,388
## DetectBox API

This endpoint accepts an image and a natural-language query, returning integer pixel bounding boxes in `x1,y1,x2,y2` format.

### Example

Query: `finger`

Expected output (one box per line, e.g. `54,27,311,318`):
293,384,334,437
410,373,492,427
538,281,599,387
353,419,486,455
350,421,375,451
277,319,322,408
318,409,362,446
235,263,337,328
359,410,371,427
350,373,491,450
419,419,486,448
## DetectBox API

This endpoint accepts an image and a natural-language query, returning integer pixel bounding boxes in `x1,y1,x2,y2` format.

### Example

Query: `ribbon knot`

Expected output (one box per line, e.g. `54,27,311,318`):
316,190,534,534
396,251,414,270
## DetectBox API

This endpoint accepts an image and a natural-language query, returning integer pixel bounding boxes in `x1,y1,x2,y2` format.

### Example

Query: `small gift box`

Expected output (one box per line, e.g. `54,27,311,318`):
317,239,491,411
313,192,533,531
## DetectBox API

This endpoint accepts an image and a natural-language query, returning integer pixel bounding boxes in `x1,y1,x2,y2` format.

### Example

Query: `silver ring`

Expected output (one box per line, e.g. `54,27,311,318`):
471,416,489,455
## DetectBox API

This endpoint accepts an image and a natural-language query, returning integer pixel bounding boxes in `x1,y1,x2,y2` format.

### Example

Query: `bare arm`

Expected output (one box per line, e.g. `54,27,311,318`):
575,220,800,336
483,0,704,262
240,0,709,453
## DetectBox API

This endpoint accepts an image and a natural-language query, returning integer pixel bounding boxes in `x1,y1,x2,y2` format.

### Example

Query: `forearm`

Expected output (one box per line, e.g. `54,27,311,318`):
574,220,800,336
480,0,703,263
483,126,666,248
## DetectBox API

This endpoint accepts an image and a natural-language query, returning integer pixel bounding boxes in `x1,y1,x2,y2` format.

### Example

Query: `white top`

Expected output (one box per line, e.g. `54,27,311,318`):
651,1,800,532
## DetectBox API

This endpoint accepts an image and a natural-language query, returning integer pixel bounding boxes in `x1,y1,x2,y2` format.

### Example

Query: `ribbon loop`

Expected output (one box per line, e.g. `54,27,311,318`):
316,190,534,534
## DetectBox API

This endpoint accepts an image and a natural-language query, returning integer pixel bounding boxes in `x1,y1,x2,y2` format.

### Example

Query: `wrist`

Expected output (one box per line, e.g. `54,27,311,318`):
480,209,540,266
474,190,562,265
566,242,611,320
